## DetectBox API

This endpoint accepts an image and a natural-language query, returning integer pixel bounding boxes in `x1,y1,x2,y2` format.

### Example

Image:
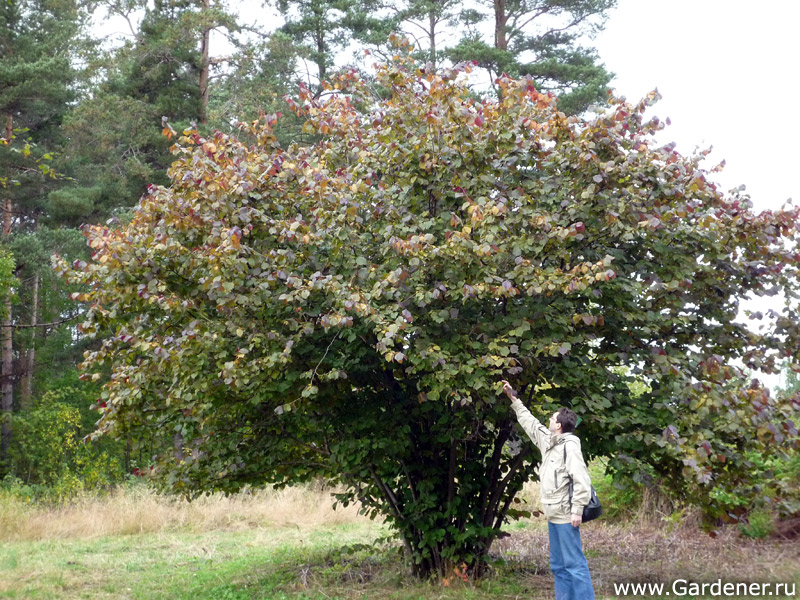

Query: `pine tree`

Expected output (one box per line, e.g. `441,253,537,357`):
209,31,304,144
449,0,616,113
395,0,460,68
0,0,84,469
275,0,392,92
56,0,245,224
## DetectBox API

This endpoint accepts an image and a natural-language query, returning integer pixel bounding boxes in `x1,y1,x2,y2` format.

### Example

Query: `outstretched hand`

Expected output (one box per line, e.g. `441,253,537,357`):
500,380,517,401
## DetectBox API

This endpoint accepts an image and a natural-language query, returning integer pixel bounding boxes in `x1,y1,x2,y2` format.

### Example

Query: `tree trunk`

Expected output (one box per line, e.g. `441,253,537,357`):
1,200,10,237
20,271,38,409
428,10,437,68
354,407,534,580
315,30,326,84
493,0,509,100
1,115,14,466
311,0,326,85
124,438,130,473
1,295,12,466
494,0,508,51
198,0,210,125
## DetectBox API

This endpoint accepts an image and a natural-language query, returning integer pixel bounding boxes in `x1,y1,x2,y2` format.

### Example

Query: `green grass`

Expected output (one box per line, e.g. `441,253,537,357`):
1,522,391,600
3,520,799,600
1,491,798,600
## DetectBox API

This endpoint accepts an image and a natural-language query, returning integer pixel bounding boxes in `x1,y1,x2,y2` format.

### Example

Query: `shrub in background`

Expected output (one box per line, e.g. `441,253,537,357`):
7,385,125,500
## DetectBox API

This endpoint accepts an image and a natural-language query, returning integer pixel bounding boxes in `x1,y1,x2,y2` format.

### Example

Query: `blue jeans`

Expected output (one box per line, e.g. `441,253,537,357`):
548,522,595,600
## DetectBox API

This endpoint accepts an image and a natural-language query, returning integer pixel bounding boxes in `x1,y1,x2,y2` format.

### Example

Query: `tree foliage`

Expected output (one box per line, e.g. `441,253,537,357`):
0,0,80,203
393,0,461,68
55,0,240,221
0,0,81,134
1,0,87,472
61,59,800,577
4,0,618,492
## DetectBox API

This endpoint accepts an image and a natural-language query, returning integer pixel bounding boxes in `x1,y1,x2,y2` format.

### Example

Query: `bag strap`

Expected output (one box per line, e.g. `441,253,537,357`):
564,444,573,496
564,439,581,498
563,438,580,470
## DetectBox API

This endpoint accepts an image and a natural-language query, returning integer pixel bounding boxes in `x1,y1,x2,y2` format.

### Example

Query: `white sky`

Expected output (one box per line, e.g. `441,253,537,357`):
594,0,800,213
593,0,800,391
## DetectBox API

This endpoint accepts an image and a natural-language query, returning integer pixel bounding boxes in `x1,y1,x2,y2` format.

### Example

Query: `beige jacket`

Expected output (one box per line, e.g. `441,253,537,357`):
510,398,592,524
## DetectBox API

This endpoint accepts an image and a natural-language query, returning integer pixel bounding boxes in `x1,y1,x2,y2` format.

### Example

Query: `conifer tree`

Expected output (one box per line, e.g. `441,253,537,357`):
275,0,392,92
0,0,85,468
450,0,616,113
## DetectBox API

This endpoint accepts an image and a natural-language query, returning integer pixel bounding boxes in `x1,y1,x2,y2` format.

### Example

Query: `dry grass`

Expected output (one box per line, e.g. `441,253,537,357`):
0,483,372,542
494,522,800,594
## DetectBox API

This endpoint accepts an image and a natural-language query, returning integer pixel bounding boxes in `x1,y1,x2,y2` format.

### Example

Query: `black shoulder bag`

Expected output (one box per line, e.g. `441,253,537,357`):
564,444,602,522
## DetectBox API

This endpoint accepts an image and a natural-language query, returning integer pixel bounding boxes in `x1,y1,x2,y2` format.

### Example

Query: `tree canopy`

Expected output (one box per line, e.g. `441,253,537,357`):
1,0,621,495
62,59,800,577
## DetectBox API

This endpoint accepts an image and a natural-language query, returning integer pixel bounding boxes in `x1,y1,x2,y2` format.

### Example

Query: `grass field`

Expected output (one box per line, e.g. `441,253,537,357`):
1,484,798,600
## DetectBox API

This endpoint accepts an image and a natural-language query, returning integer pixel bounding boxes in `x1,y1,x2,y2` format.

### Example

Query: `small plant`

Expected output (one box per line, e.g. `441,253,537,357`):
8,390,124,501
739,509,775,539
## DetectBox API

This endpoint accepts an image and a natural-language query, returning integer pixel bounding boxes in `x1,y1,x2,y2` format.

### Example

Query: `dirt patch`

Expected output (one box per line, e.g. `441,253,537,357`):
775,518,800,540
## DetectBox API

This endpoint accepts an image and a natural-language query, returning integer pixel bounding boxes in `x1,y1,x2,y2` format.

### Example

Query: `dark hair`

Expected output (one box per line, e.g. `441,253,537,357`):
556,407,577,433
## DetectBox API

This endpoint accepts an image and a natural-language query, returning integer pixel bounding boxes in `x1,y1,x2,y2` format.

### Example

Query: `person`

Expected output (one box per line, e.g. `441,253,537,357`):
501,380,595,600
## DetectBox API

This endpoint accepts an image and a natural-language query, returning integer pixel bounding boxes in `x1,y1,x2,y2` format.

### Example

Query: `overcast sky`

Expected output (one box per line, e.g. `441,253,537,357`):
593,0,800,213
591,0,800,389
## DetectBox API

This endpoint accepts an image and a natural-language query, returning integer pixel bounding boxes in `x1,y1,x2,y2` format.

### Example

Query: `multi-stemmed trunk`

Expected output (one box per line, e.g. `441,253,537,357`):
327,396,536,580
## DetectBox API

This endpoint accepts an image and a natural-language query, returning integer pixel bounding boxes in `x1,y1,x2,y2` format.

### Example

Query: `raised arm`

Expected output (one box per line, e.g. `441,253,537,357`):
501,381,551,454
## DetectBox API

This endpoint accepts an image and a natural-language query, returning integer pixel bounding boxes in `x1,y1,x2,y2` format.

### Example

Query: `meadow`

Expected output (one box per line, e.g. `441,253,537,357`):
1,481,798,600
